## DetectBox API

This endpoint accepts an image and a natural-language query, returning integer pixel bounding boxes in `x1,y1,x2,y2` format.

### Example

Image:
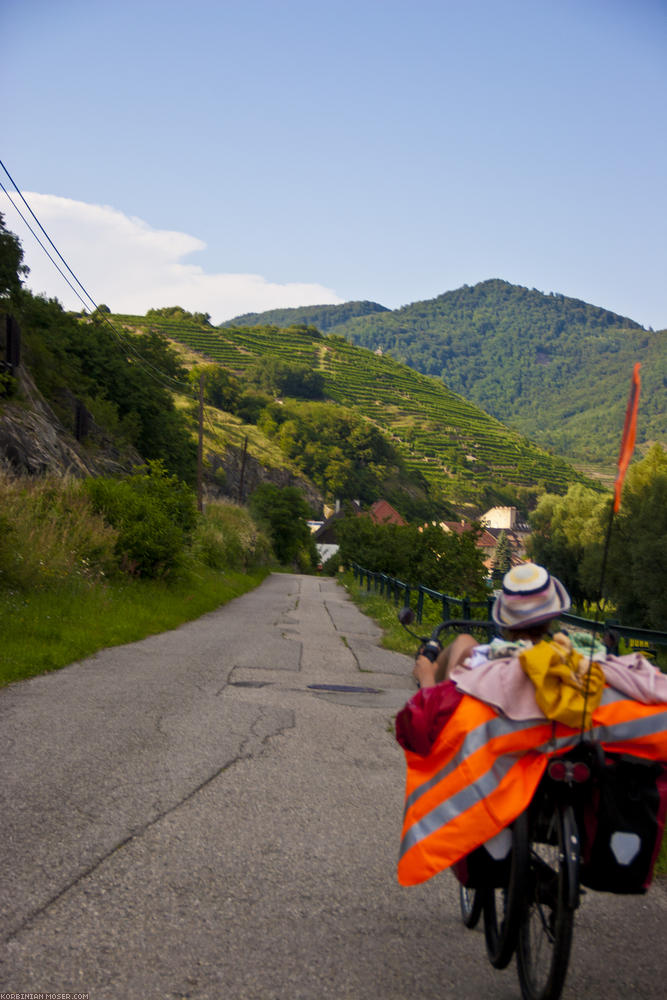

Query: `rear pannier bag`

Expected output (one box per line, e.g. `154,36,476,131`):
579,754,667,894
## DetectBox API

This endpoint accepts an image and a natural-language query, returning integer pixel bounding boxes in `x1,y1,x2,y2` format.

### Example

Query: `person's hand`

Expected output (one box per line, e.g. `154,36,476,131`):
413,652,438,689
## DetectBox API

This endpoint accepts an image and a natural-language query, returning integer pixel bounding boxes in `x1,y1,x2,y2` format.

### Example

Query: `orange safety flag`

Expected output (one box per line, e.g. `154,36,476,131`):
613,362,641,513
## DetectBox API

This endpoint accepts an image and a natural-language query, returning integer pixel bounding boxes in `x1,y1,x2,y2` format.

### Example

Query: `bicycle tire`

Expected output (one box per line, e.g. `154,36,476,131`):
516,800,578,1000
482,810,529,969
459,883,484,929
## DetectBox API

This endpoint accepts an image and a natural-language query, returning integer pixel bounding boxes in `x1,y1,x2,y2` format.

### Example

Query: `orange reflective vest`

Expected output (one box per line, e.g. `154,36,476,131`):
398,687,667,887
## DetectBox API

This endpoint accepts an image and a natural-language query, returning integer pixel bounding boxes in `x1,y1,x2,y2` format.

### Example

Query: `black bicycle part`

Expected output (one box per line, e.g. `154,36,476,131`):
459,883,484,929
482,810,529,969
516,799,578,1000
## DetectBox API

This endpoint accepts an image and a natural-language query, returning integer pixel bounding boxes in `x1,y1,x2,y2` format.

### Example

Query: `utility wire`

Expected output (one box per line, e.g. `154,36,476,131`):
0,159,197,401
1,158,100,313
0,178,90,310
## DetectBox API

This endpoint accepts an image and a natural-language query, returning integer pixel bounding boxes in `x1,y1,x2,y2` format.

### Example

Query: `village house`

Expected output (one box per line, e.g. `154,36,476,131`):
311,499,406,565
425,506,529,574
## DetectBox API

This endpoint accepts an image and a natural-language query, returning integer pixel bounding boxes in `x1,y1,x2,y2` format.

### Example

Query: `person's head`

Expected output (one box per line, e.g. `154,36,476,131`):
492,562,570,639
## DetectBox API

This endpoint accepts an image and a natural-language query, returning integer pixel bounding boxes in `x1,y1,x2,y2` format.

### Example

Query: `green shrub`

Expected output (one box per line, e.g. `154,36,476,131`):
0,370,18,397
0,472,118,590
322,551,341,576
85,461,197,577
192,501,272,570
249,483,317,568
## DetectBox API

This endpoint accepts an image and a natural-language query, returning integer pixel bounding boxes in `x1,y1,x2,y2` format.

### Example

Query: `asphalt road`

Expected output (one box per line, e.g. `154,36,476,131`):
1,573,665,999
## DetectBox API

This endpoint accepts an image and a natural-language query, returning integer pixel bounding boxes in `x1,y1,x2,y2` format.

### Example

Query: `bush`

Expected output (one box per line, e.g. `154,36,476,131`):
336,517,488,598
85,461,197,577
0,471,118,591
249,483,318,569
192,501,272,571
322,551,342,576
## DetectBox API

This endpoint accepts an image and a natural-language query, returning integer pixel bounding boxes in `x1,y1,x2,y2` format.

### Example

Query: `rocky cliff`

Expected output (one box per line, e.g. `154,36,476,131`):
0,364,323,511
0,365,142,477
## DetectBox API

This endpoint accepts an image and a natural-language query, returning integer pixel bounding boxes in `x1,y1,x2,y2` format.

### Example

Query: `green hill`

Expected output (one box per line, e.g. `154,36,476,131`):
221,300,389,331
224,280,666,472
115,311,597,515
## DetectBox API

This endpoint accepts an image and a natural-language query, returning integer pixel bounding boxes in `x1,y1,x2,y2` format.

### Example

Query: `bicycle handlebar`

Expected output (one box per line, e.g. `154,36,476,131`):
398,606,496,660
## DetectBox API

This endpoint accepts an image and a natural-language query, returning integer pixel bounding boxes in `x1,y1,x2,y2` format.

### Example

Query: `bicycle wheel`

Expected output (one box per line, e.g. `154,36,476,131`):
483,811,528,969
516,801,578,1000
459,883,484,929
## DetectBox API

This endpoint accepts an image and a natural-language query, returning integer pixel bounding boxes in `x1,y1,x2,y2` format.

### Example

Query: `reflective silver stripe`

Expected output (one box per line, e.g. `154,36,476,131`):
399,706,667,862
404,714,541,815
591,707,667,746
400,749,526,857
601,686,627,705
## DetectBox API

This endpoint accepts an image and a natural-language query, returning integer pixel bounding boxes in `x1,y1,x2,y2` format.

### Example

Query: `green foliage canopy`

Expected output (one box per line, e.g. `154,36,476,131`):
336,517,488,598
602,445,667,630
85,461,197,577
147,305,211,325
189,364,242,413
528,484,607,609
256,399,413,505
17,292,197,482
528,446,667,630
0,212,28,302
249,483,317,569
248,356,325,399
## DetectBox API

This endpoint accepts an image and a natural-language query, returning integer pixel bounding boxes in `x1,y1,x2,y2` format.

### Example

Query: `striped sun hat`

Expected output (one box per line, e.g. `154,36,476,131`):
492,562,571,629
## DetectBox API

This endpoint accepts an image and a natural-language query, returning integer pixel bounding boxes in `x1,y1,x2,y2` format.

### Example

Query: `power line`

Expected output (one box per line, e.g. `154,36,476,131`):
0,178,90,310
1,158,102,313
0,159,197,401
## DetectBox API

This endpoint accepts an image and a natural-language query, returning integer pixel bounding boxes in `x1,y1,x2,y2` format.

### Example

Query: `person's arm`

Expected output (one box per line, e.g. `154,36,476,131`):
413,633,479,688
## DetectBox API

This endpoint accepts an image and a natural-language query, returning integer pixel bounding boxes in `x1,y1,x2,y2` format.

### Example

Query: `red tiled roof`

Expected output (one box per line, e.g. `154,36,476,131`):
367,500,406,526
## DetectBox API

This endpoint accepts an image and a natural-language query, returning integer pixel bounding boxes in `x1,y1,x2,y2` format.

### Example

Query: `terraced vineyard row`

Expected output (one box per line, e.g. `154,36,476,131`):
114,315,592,503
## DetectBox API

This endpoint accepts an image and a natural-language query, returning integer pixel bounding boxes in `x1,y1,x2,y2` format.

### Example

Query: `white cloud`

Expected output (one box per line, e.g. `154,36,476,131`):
0,192,343,322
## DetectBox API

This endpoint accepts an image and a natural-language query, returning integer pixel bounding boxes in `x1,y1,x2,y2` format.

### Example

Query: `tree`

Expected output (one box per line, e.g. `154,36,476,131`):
336,518,487,598
600,445,667,630
249,484,317,569
248,357,325,399
492,531,512,578
527,451,667,630
85,461,197,577
189,364,241,413
0,212,28,301
17,292,197,483
527,485,607,609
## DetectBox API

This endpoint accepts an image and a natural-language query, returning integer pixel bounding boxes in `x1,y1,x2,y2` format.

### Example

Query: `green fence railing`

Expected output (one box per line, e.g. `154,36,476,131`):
351,563,494,623
351,563,667,652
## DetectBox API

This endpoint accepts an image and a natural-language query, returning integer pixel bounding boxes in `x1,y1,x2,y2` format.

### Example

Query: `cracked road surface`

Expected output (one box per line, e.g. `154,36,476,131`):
1,574,665,998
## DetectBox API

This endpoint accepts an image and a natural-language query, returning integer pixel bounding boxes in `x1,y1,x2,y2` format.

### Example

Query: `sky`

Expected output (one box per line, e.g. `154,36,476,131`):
2,0,666,328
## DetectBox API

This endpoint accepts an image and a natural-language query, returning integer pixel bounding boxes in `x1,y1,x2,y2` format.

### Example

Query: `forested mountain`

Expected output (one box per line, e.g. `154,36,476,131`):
224,280,666,471
221,299,388,331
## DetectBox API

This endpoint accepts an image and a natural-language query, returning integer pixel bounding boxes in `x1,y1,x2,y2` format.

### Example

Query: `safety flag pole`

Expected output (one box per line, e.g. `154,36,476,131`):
579,363,641,738
596,361,642,607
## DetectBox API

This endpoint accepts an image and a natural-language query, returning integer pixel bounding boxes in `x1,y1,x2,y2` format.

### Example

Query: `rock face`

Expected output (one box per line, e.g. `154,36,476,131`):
206,445,322,509
0,365,324,513
0,366,142,477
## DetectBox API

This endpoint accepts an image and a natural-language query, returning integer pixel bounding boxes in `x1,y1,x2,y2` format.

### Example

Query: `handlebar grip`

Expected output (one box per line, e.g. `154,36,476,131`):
420,640,442,663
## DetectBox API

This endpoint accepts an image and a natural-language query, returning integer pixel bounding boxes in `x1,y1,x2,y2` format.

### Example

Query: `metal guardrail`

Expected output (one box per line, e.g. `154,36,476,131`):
351,563,494,623
559,611,667,651
351,563,667,650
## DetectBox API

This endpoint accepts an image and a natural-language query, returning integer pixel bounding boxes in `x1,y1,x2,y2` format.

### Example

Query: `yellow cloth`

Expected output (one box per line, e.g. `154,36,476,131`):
519,638,605,730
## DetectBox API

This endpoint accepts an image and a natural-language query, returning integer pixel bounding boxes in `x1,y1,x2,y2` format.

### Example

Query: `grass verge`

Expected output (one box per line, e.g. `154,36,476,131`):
0,565,269,688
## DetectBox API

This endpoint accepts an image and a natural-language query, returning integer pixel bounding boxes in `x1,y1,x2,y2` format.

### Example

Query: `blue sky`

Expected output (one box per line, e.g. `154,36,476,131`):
2,0,666,327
